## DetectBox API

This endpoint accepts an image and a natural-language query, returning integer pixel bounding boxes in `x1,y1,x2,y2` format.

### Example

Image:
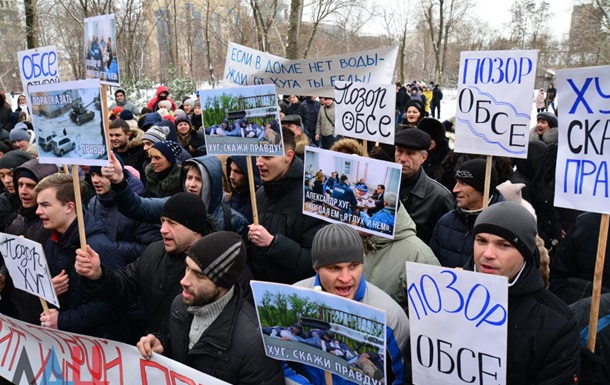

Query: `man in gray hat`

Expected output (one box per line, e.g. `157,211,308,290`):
137,231,283,384
293,223,410,384
281,114,313,159
394,128,453,244
466,201,580,385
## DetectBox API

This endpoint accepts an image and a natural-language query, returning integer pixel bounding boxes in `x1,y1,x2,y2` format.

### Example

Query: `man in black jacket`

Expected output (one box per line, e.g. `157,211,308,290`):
467,202,580,385
137,232,283,384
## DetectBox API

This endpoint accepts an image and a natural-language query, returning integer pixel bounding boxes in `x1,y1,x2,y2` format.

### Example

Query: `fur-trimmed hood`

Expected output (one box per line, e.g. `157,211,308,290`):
128,127,145,149
529,127,558,145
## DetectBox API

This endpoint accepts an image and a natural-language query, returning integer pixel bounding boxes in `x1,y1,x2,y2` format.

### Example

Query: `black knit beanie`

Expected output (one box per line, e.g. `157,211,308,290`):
161,192,209,234
186,231,246,288
312,223,363,270
455,158,498,194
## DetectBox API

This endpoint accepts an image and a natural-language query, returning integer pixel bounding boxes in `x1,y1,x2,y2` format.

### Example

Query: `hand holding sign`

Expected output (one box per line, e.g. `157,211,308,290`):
39,308,59,329
137,334,164,360
75,244,103,280
52,270,69,295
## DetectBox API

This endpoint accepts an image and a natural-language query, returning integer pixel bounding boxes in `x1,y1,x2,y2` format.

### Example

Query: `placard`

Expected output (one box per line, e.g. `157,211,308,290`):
303,146,401,239
334,82,395,145
223,42,398,97
554,65,610,213
0,313,229,385
201,84,284,156
29,79,110,166
454,50,538,159
17,45,60,98
251,281,386,385
0,233,59,307
84,14,120,85
406,262,508,385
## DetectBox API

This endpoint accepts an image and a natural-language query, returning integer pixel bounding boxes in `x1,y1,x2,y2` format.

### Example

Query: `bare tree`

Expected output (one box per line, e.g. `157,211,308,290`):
25,0,39,49
286,0,303,59
509,0,551,49
248,0,279,52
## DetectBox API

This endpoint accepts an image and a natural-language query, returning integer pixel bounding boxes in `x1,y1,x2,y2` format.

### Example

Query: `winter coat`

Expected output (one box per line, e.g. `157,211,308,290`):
546,87,557,102
398,168,454,244
147,85,178,112
45,218,128,341
465,258,581,385
81,241,185,335
549,212,610,304
304,98,321,136
87,174,161,263
535,90,546,109
282,101,310,135
330,181,357,215
0,191,19,232
248,156,326,283
431,86,443,104
157,285,284,384
529,127,558,145
145,163,182,197
315,102,336,137
223,156,260,223
363,204,439,312
396,87,408,114
115,127,147,174
109,88,141,115
430,191,505,268
294,275,409,385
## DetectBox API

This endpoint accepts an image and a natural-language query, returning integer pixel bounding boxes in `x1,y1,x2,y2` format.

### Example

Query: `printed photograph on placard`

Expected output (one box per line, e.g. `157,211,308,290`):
84,14,119,85
251,281,387,385
29,79,109,166
201,84,284,156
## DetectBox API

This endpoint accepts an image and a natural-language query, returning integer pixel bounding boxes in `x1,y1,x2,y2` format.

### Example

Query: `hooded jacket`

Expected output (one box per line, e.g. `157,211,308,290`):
465,258,580,385
147,85,178,112
223,156,260,223
529,127,558,145
363,204,440,312
157,285,284,384
109,88,141,115
248,156,326,283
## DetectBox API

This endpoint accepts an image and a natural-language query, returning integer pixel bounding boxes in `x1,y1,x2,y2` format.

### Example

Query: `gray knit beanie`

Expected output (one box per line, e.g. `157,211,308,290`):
473,201,537,264
312,223,363,269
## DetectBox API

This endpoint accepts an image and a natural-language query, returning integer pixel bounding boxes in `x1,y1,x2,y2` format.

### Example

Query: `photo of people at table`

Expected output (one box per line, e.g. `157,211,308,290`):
303,146,401,238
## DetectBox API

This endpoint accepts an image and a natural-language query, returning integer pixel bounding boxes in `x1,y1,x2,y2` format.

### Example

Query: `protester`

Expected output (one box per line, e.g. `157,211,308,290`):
530,111,558,145
223,155,260,223
109,88,141,115
136,232,284,384
108,118,147,177
147,85,177,112
145,140,183,197
0,150,33,230
315,97,337,149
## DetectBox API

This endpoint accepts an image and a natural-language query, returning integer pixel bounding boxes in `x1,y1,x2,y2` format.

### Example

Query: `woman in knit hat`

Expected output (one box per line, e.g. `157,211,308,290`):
144,140,182,197
400,99,426,130
175,114,205,155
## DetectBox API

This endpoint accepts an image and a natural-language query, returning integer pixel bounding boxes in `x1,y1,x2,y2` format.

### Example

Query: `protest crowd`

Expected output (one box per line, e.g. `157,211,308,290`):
0,74,608,385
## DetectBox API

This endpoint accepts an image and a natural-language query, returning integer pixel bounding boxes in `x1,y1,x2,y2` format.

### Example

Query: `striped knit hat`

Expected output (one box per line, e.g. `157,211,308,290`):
186,231,246,288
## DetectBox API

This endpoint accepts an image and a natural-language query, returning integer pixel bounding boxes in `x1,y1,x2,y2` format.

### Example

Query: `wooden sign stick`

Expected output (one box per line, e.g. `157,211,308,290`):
482,155,493,209
100,84,111,150
587,213,609,352
40,297,51,316
71,165,88,251
246,156,259,226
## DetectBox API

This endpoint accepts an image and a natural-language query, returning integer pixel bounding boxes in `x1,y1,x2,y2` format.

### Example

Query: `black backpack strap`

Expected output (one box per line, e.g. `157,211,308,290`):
222,203,233,232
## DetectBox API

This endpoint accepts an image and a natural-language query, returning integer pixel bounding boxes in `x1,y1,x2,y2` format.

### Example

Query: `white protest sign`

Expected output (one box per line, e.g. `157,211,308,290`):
303,146,402,239
334,82,395,145
84,14,120,85
0,233,59,307
29,79,110,167
406,262,508,385
554,66,610,213
17,46,60,96
0,313,230,385
223,42,398,97
455,50,538,159
250,281,387,385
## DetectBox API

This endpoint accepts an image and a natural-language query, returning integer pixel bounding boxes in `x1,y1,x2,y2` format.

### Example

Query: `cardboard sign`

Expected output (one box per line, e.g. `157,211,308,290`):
334,82,395,145
454,50,538,159
29,79,110,166
0,313,230,385
84,14,120,85
250,281,387,385
303,146,401,239
554,65,610,214
201,84,284,156
223,42,398,97
0,233,59,307
406,262,508,385
17,45,60,94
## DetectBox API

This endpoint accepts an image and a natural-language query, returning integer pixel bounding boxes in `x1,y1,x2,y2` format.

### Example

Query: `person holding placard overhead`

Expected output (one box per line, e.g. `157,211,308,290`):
394,128,453,244
466,201,580,385
35,173,129,341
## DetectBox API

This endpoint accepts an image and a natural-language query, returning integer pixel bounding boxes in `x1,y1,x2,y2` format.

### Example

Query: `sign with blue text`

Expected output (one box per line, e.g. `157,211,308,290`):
334,82,395,145
17,46,60,100
0,233,59,307
251,281,387,385
554,65,610,213
29,79,109,166
455,50,538,159
406,262,508,385
84,14,120,85
223,42,398,97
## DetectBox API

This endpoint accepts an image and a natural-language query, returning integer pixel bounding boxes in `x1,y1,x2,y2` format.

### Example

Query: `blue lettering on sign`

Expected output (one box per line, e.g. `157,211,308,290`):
563,159,609,197
407,270,507,328
265,60,302,74
567,77,610,114
230,47,253,66
21,51,58,80
339,54,381,69
225,67,248,85
462,56,532,85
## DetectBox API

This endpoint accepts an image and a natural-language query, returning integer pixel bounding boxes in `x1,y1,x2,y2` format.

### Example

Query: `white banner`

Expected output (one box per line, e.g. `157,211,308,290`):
554,65,610,213
334,82,395,145
406,262,508,385
223,42,398,97
0,233,59,307
454,50,538,159
17,46,60,100
0,313,229,385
